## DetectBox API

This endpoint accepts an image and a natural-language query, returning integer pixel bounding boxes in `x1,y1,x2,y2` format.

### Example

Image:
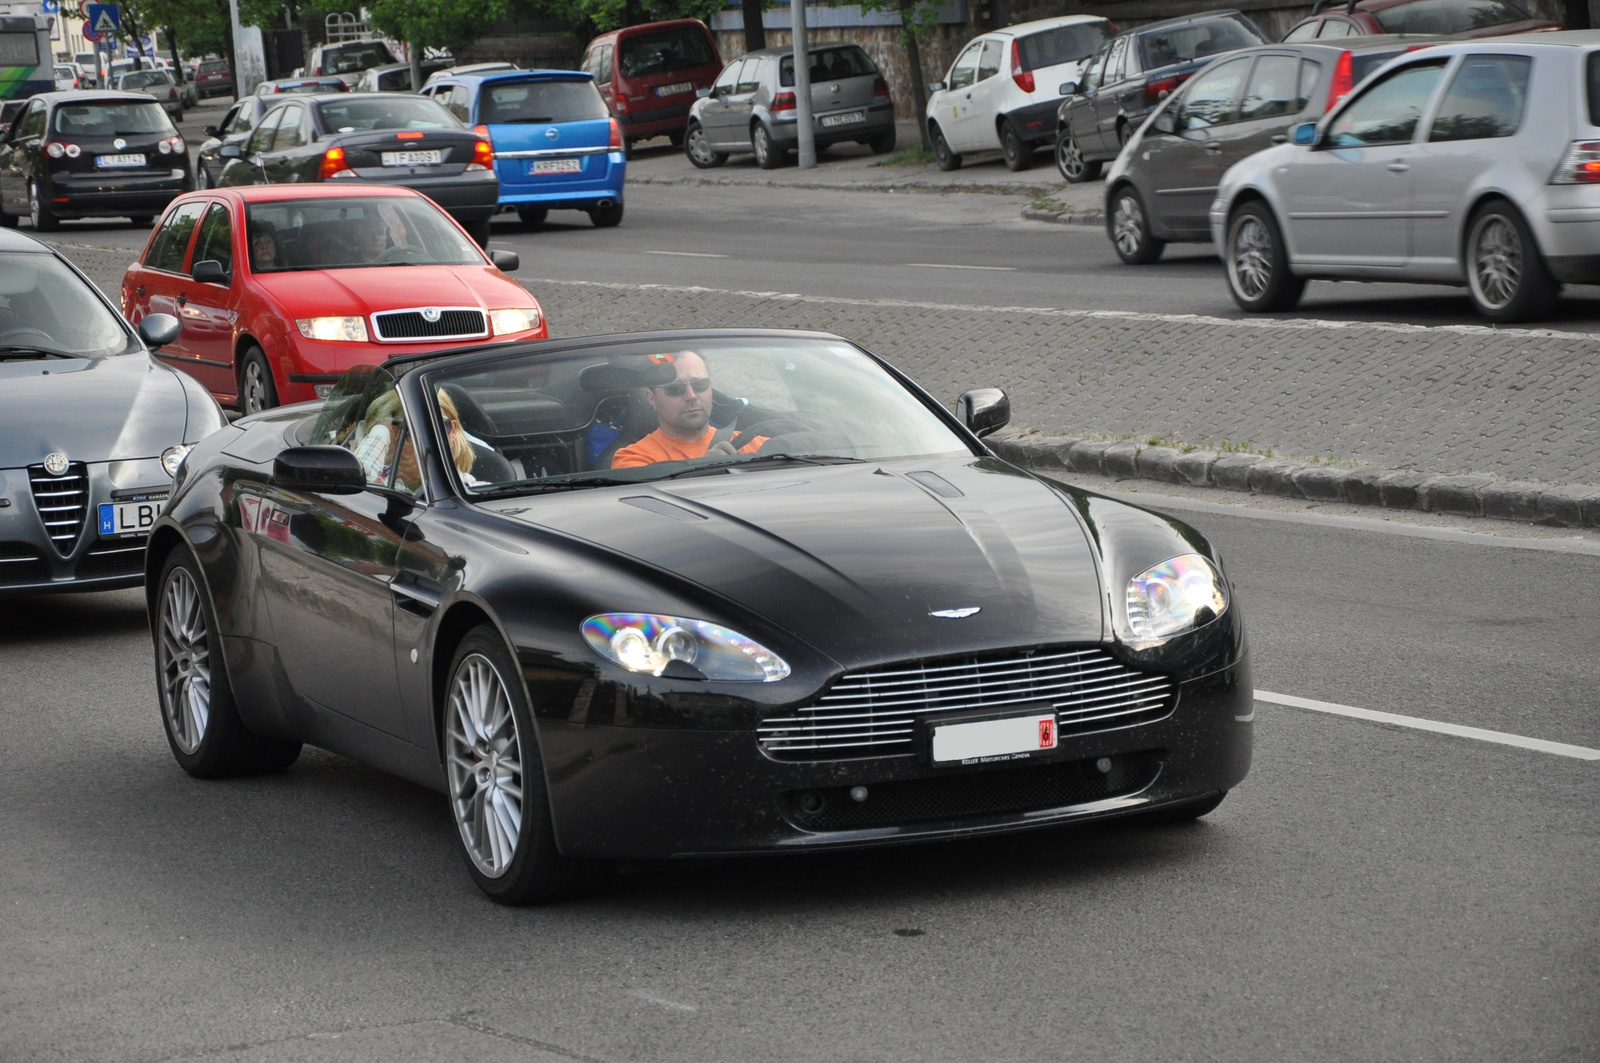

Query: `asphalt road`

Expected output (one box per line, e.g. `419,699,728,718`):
2,496,1596,1063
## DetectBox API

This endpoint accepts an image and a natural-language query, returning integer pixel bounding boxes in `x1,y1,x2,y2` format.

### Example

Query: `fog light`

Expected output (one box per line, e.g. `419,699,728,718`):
849,785,869,803
1096,758,1113,774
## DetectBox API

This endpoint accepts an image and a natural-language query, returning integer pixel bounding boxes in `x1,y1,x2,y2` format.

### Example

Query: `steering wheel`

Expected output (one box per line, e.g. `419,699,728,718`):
729,416,825,453
0,327,57,347
379,245,427,264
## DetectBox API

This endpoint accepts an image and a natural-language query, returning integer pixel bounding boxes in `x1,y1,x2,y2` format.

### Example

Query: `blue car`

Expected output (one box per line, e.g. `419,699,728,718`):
423,70,626,229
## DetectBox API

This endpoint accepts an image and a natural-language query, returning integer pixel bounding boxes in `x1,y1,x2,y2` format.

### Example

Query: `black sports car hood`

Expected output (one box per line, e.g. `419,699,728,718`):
0,352,187,467
490,457,1105,663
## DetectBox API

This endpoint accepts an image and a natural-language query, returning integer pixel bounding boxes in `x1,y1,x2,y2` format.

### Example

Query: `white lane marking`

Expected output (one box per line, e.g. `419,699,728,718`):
522,276,1597,341
644,250,728,258
1062,484,1600,556
1258,690,1600,761
907,262,1018,271
629,989,697,1012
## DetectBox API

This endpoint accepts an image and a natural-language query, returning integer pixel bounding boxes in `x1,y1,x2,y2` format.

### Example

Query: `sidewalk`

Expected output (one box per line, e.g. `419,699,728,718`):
626,119,1106,224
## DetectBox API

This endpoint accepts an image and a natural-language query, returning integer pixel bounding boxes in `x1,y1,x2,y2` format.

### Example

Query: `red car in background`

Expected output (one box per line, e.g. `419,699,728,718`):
121,185,546,413
1281,0,1559,41
580,19,722,147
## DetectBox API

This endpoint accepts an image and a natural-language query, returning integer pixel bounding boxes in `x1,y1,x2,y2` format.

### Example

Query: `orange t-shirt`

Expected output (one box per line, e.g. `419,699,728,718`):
611,426,766,469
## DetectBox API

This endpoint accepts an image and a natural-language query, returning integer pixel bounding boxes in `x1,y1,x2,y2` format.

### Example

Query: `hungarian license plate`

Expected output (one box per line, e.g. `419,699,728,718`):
655,81,693,97
380,149,443,167
532,158,583,174
931,711,1057,765
97,497,165,539
95,153,146,168
820,110,866,128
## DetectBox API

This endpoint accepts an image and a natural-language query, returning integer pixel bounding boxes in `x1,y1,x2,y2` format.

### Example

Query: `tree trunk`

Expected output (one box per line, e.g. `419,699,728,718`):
903,23,929,151
742,0,766,50
408,41,423,92
1562,0,1591,29
165,27,182,82
216,0,239,98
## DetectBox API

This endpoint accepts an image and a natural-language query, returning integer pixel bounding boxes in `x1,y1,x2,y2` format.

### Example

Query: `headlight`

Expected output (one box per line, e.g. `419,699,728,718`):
296,316,369,342
581,613,791,682
1125,553,1228,642
160,444,194,478
489,307,542,336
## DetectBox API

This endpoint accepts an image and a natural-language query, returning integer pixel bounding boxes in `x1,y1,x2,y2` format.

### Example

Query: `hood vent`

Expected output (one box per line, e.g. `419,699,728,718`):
29,462,88,555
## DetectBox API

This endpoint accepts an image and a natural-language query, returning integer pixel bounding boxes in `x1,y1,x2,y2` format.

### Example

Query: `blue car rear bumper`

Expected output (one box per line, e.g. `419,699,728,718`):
495,152,626,210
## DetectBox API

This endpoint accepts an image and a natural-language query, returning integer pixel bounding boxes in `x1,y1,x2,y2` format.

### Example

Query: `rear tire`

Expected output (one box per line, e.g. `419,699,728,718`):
930,122,961,171
1108,184,1165,265
752,123,784,169
1056,131,1099,184
238,347,278,415
464,219,491,247
868,129,896,154
129,215,153,227
28,181,58,232
1000,122,1033,172
589,200,624,228
1464,199,1559,323
684,121,726,169
516,206,548,229
1224,200,1303,313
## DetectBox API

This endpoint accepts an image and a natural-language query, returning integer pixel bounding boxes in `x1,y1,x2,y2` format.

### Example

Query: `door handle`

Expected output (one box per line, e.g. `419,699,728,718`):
1205,143,1222,153
1387,162,1409,173
135,286,146,296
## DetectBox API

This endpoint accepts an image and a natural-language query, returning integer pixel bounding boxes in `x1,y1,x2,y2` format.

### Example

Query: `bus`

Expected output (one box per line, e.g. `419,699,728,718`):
0,1,51,100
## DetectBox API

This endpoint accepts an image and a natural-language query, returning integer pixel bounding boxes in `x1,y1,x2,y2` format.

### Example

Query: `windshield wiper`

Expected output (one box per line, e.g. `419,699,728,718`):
0,345,76,360
658,453,862,480
475,474,640,497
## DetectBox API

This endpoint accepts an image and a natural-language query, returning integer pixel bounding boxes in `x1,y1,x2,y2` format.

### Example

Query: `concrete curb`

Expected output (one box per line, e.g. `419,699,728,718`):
628,174,1060,197
1021,206,1106,228
988,434,1600,529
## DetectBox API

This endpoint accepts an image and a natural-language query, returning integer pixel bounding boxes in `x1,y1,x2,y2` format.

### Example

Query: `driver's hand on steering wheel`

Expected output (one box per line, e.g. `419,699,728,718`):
707,440,737,456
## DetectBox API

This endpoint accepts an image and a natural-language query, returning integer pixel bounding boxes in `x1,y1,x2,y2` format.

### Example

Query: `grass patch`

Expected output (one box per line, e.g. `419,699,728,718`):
872,142,936,167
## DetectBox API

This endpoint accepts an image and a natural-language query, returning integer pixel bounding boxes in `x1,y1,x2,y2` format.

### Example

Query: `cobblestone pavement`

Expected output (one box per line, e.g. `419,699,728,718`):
529,277,1599,487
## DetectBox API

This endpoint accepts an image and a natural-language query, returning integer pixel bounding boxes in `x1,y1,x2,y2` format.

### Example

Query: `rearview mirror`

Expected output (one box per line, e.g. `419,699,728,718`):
1292,121,1318,147
927,80,945,93
191,259,228,285
137,313,180,349
1152,109,1176,135
220,143,241,158
489,249,519,272
956,388,1010,438
695,85,710,98
272,446,366,495
1058,81,1078,96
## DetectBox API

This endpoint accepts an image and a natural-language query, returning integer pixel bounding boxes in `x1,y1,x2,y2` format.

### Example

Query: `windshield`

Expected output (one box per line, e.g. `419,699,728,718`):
243,197,485,272
408,337,971,497
619,28,716,78
323,41,395,74
316,96,456,132
52,100,175,136
1017,22,1115,71
120,71,171,88
1373,0,1531,33
1140,15,1266,68
0,252,131,357
481,79,609,123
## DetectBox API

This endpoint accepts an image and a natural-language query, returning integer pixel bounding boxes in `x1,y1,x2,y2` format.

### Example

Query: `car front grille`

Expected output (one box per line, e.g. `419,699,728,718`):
758,647,1176,760
370,308,488,342
28,463,89,555
76,540,146,580
0,542,49,585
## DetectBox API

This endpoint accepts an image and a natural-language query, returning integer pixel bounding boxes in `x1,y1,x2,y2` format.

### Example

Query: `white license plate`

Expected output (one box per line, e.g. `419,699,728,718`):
532,158,583,174
820,110,866,128
380,150,443,167
97,498,165,538
655,81,693,97
931,711,1057,765
95,153,146,168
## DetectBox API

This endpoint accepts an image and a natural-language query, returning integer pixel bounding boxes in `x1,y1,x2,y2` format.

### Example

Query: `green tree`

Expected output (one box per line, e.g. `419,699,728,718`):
364,0,513,55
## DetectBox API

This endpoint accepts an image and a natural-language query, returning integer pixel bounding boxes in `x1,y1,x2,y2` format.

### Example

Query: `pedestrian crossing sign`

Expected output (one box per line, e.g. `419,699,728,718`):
85,3,120,35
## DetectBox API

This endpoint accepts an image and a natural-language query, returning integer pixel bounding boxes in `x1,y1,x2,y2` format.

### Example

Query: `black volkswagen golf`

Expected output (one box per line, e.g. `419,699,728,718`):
216,93,499,245
0,91,193,230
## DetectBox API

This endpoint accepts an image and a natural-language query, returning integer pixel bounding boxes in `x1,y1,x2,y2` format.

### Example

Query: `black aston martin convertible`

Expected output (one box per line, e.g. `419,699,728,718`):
145,329,1252,903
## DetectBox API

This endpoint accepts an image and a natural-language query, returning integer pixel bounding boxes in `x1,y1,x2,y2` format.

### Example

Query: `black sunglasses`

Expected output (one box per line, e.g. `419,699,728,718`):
657,377,711,398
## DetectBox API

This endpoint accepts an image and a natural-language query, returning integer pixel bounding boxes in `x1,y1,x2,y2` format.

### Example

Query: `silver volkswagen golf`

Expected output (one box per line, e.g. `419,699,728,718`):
1210,32,1600,323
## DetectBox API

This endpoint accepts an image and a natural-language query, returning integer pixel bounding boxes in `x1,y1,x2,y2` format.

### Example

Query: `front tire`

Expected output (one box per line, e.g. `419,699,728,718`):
516,206,548,229
1056,131,1099,184
1225,200,1304,313
1465,200,1559,323
1000,122,1033,172
444,625,589,904
238,347,278,414
463,219,491,247
28,180,58,232
155,548,301,778
930,122,961,171
684,121,726,169
1108,185,1164,265
589,200,624,228
752,123,784,169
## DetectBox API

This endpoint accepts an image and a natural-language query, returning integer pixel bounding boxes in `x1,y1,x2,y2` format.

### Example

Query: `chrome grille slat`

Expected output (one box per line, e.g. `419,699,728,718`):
28,464,88,554
370,306,488,342
759,647,1176,760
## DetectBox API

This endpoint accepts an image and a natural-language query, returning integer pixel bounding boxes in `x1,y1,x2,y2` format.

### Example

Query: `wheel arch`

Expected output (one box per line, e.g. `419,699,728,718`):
429,597,518,761
143,523,191,616
1458,191,1537,266
233,332,277,393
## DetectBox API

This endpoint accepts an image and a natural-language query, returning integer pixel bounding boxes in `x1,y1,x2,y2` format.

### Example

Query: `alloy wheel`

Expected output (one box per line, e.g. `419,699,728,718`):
445,653,525,879
1058,136,1084,181
1112,194,1145,258
1470,215,1522,311
1229,215,1273,301
28,183,40,227
158,566,211,755
686,124,716,166
752,126,771,167
241,360,268,414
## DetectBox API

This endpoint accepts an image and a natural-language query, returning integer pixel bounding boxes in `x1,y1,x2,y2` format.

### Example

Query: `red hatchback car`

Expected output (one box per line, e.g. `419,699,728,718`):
121,185,546,413
580,19,723,147
1281,0,1559,41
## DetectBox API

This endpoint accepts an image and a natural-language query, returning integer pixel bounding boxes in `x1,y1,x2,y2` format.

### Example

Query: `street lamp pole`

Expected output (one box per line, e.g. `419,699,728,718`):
790,0,815,168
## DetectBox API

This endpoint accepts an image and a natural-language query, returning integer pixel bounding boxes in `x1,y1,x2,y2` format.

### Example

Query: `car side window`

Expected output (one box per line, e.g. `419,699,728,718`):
218,104,240,134
274,105,309,149
1283,20,1320,42
191,203,233,276
248,106,284,153
599,44,614,85
1176,55,1249,129
310,368,418,492
1081,44,1109,91
977,39,1003,82
1297,59,1323,111
948,42,982,91
1328,60,1446,147
1240,54,1301,121
1104,37,1128,85
712,59,742,97
736,58,762,94
1427,54,1532,143
145,202,206,274
442,85,470,122
1317,19,1355,38
18,100,44,138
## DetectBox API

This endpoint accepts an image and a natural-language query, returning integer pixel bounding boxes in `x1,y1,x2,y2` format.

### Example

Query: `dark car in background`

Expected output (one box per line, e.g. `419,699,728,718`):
255,76,349,96
195,95,271,188
1056,9,1269,182
1101,35,1444,263
685,44,895,169
582,18,723,147
355,60,452,93
216,93,498,244
195,58,232,99
0,92,193,231
1281,0,1558,41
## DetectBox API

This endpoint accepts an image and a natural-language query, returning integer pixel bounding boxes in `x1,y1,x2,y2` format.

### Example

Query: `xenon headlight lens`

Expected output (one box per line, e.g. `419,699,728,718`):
581,613,790,682
160,443,194,478
1125,553,1228,642
295,316,369,342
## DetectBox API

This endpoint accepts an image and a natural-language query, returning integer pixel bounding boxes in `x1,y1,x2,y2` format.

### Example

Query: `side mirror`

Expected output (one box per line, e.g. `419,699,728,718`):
1058,81,1077,96
220,143,241,158
1292,121,1318,147
695,85,711,98
202,124,218,136
927,80,945,93
137,313,180,349
489,248,519,272
191,259,228,285
1152,109,1176,135
272,446,366,494
956,388,1010,439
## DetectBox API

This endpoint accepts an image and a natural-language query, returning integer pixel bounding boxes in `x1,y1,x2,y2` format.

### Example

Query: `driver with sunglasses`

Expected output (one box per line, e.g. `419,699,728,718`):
611,350,766,469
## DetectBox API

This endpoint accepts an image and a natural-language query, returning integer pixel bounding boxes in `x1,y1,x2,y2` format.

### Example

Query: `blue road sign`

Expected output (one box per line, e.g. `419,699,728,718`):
85,3,120,36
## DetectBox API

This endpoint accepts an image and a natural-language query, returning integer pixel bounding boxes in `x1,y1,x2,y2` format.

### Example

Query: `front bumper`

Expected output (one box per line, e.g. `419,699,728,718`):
538,657,1253,859
46,170,191,218
0,460,171,597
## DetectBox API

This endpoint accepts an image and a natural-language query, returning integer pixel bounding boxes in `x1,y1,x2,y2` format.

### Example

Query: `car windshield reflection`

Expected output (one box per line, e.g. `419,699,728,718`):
0,252,132,358
244,197,485,272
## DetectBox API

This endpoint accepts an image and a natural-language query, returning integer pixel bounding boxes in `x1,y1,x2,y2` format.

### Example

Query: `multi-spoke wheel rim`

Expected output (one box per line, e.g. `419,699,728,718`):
158,567,211,755
753,128,769,165
28,183,40,227
687,125,715,166
1113,194,1144,257
1059,137,1084,180
1229,215,1273,300
1470,215,1521,311
445,653,525,879
241,361,267,414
